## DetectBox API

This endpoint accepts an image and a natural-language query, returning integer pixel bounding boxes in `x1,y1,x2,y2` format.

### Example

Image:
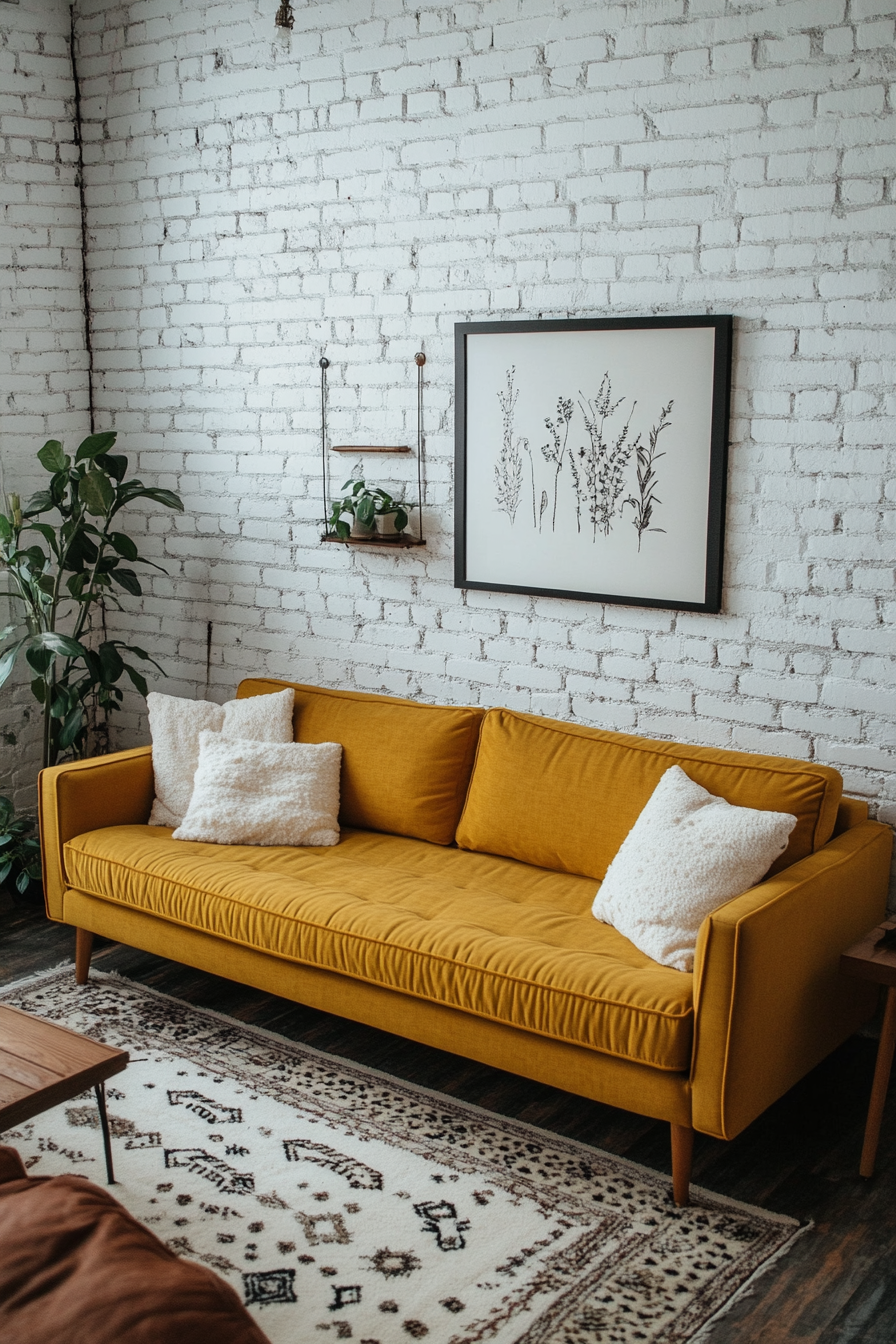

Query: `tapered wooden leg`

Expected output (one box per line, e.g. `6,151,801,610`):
75,928,94,985
95,1082,115,1183
860,985,896,1178
671,1123,694,1206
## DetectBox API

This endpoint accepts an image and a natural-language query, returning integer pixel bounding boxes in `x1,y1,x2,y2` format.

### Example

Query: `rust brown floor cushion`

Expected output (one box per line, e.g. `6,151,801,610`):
0,1146,270,1343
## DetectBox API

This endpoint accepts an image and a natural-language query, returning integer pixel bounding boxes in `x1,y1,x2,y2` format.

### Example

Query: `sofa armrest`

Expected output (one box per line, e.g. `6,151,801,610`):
39,748,155,921
690,818,892,1140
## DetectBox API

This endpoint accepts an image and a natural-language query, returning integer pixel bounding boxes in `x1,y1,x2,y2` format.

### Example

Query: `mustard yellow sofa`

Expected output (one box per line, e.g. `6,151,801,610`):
39,678,893,1205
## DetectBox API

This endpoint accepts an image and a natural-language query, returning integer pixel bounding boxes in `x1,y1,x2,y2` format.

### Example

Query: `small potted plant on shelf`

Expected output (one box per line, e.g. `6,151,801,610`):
373,487,412,537
327,478,378,539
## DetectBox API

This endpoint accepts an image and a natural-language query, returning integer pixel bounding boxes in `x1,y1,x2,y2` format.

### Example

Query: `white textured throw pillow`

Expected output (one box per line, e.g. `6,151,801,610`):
147,688,295,828
591,765,797,972
172,734,341,847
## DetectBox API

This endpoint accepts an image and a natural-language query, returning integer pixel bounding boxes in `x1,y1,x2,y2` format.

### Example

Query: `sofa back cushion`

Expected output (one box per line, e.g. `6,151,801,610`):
455,709,842,881
236,679,484,846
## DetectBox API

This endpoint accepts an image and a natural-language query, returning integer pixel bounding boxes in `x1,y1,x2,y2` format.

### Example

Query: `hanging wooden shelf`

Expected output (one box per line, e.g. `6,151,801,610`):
319,353,426,547
331,445,410,454
321,533,426,549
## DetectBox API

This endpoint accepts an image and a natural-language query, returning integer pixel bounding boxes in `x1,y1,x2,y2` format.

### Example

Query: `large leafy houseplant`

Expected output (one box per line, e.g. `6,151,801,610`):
0,795,41,895
0,431,183,779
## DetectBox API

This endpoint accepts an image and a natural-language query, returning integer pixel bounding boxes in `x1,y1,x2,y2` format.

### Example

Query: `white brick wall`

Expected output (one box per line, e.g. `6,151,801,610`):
0,0,90,805
8,0,896,886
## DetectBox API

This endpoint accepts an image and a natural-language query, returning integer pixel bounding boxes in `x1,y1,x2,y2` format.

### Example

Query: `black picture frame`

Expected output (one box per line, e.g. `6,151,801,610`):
454,315,732,613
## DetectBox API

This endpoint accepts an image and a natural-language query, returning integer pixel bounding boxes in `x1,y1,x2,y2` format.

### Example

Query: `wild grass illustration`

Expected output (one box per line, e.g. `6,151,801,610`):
523,437,537,528
541,397,574,531
491,369,673,549
566,434,584,533
494,367,523,524
578,374,637,537
624,400,674,551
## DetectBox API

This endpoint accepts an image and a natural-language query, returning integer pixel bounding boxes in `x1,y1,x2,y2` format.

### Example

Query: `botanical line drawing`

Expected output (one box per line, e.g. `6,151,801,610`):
578,374,637,538
567,433,585,534
494,367,523,524
491,368,673,551
523,437,537,528
541,397,574,531
624,400,674,551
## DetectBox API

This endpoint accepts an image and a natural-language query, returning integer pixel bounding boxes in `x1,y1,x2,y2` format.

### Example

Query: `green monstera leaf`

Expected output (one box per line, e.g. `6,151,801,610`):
79,470,115,516
0,431,183,770
37,440,68,473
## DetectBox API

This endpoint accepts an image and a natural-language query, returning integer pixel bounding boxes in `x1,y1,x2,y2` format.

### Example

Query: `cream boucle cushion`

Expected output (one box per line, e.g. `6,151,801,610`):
591,765,797,972
147,689,294,828
172,734,342,847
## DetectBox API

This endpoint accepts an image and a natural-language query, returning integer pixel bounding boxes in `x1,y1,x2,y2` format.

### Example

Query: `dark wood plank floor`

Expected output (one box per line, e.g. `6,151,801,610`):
2,889,894,1342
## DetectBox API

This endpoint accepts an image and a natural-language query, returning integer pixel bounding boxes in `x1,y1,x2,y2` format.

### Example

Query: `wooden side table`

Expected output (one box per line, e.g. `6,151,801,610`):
0,1004,128,1183
841,918,896,1178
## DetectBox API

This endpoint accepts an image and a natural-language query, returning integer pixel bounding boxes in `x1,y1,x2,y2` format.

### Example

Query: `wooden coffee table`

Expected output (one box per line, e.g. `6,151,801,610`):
0,1003,128,1183
841,917,896,1179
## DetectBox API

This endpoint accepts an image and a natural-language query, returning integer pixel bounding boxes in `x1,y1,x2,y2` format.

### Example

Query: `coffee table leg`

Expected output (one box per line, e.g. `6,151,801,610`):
94,1082,115,1184
860,985,896,1178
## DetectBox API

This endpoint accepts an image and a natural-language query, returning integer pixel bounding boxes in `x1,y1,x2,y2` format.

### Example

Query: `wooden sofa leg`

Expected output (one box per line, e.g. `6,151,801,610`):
671,1123,694,1206
75,929,94,985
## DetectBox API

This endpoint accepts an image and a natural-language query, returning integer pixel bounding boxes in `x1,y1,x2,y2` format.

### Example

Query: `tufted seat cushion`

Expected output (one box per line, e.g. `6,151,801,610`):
64,826,694,1072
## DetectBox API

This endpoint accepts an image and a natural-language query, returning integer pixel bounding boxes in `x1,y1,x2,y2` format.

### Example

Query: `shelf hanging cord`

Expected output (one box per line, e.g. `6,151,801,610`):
319,356,329,530
415,352,425,543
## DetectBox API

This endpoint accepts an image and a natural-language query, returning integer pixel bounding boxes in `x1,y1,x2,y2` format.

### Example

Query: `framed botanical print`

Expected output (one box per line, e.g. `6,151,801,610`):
454,315,732,612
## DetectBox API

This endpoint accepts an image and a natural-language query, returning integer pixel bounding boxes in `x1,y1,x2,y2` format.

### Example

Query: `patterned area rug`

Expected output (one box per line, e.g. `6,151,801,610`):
0,969,803,1343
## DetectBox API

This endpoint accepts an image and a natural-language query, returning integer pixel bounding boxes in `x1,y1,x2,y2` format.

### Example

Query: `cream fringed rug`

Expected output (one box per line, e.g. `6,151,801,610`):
0,970,803,1344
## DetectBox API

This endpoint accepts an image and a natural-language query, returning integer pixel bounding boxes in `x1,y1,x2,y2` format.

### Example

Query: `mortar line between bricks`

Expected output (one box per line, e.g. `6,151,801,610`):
69,0,95,436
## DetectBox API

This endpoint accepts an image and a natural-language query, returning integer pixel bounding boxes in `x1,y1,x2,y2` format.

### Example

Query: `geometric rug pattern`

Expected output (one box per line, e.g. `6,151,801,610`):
0,969,805,1343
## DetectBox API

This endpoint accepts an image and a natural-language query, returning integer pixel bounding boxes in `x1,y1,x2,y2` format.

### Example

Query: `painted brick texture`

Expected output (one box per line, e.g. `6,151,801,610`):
0,0,89,805
6,0,896,879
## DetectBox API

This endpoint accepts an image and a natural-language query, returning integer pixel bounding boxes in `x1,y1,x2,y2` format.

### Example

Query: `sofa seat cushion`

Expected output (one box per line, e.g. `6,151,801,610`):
64,826,694,1072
